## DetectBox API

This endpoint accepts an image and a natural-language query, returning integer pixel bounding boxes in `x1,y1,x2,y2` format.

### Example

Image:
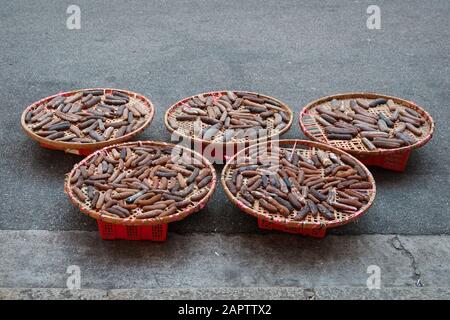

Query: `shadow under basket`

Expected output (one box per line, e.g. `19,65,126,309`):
355,149,411,172
97,220,168,241
258,218,327,238
40,142,95,156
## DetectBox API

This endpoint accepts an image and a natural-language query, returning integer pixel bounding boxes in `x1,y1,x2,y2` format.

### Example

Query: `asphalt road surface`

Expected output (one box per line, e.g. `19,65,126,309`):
0,0,449,235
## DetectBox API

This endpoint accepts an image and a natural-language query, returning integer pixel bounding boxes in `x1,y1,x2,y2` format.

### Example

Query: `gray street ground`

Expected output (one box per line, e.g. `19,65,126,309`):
0,0,449,299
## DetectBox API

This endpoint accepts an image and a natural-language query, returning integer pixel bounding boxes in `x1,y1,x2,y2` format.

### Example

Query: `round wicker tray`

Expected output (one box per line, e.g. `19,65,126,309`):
221,139,376,229
164,90,293,147
64,141,217,226
299,92,434,156
21,88,155,152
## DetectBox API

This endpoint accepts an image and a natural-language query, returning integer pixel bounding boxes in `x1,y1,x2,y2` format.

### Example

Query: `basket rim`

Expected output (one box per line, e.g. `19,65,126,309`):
221,139,377,229
21,87,156,151
298,92,435,156
64,140,217,226
164,90,294,147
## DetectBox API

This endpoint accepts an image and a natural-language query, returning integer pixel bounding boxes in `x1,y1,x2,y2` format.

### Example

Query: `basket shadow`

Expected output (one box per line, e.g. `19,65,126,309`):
22,141,82,178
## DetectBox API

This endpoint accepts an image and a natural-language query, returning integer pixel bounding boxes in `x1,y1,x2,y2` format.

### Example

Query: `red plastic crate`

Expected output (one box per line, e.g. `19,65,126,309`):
258,218,327,238
97,220,168,241
40,142,94,156
356,149,411,172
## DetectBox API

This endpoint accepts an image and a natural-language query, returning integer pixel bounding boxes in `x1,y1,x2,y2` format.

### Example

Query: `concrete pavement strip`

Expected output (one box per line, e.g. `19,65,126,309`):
0,231,448,299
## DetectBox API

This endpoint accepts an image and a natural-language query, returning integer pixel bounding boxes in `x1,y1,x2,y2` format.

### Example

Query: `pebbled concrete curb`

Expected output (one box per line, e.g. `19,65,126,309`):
1,287,449,300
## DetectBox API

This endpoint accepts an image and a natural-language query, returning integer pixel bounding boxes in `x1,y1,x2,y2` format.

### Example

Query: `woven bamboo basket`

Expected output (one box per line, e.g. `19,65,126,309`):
64,141,217,240
21,88,155,156
221,139,376,237
299,92,434,171
164,91,293,161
